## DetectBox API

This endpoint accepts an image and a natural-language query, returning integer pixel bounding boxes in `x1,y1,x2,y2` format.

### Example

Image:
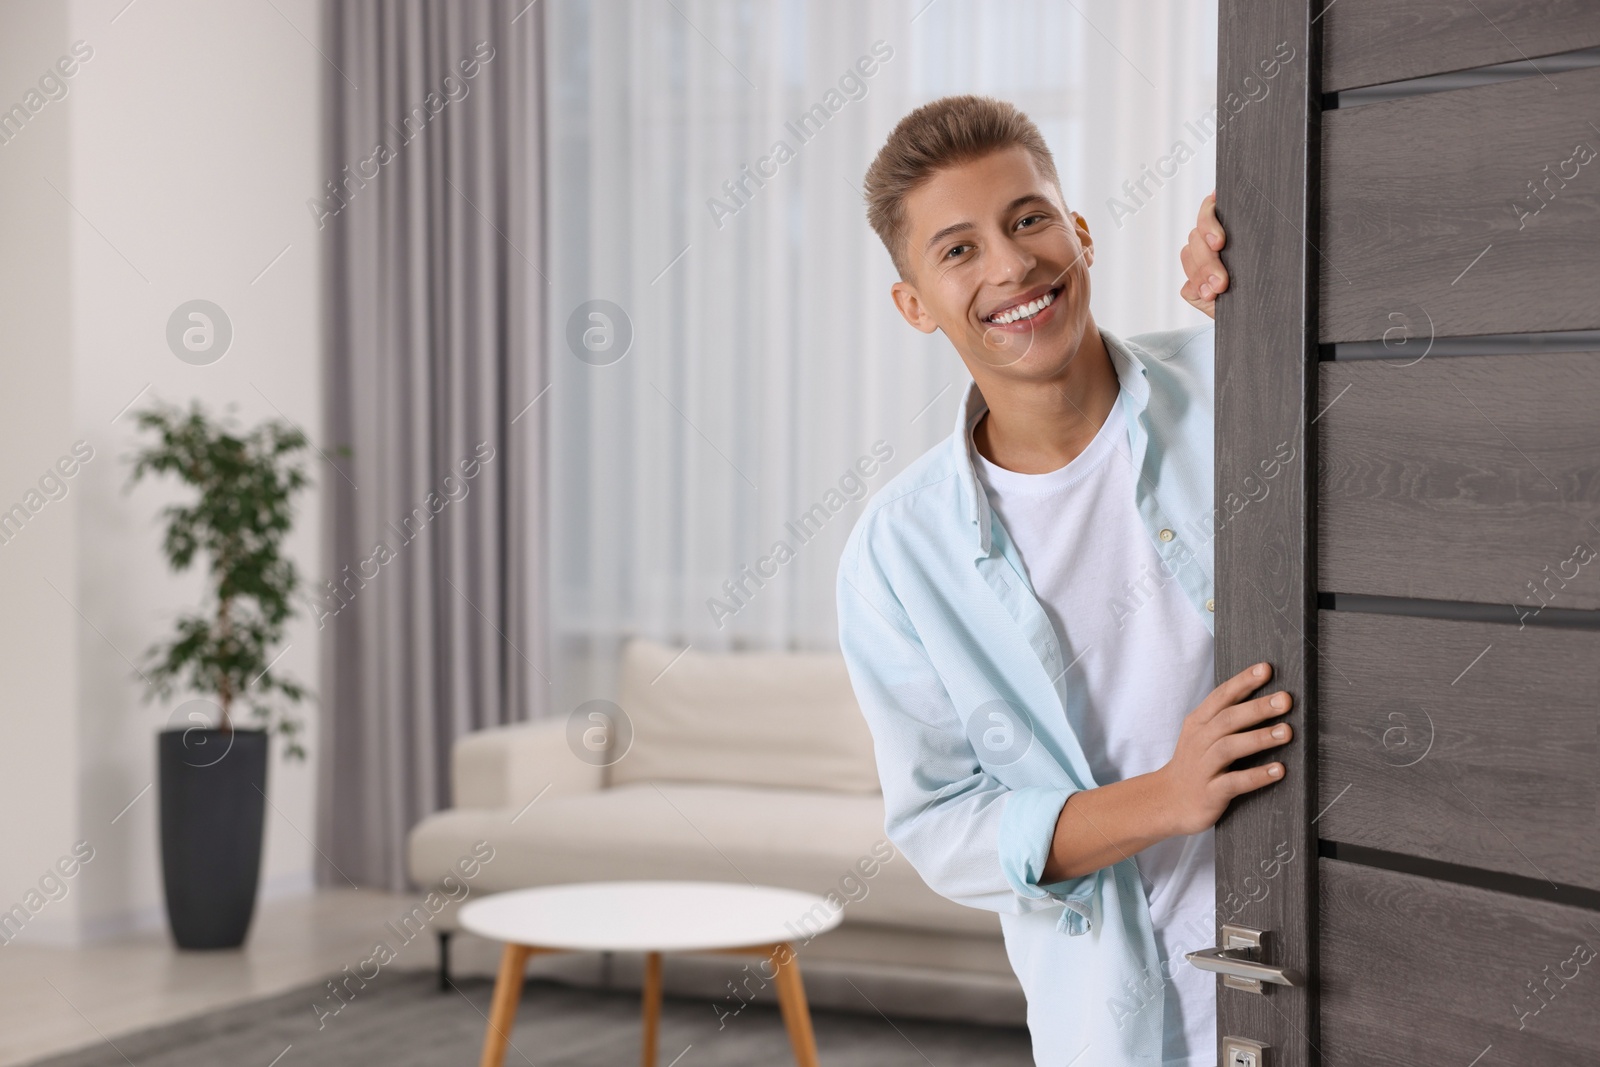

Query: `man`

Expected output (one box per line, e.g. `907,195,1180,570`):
835,95,1291,1066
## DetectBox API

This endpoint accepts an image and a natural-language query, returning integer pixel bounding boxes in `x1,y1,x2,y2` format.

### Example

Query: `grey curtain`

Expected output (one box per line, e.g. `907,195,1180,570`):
317,0,549,891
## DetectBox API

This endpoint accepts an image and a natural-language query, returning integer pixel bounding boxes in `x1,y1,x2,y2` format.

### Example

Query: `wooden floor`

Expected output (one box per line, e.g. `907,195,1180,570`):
0,888,426,1067
1,889,1033,1067
17,969,1035,1067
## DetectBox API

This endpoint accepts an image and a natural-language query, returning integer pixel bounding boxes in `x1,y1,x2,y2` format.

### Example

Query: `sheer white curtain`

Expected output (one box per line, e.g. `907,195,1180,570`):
545,0,1217,708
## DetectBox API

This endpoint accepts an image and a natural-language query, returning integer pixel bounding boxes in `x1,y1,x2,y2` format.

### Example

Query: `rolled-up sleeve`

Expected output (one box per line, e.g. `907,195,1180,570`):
837,534,1099,931
998,784,1099,934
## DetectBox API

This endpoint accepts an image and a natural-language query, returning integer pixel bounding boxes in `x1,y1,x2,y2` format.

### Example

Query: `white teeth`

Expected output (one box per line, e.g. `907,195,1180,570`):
989,288,1056,324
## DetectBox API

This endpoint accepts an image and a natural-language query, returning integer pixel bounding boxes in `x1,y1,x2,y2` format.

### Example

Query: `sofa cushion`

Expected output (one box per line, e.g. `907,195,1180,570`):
407,781,998,938
607,638,880,794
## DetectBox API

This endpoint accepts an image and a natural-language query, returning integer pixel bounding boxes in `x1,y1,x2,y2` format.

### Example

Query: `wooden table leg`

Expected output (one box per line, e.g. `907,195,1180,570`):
769,942,820,1067
641,950,663,1067
479,943,532,1067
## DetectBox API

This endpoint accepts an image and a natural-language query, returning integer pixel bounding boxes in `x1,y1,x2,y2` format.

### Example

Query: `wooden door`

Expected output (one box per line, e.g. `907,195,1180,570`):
1209,3,1600,1064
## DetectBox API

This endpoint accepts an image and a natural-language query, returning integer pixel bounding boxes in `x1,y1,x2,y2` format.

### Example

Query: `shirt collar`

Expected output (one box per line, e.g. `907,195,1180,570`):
951,326,1152,556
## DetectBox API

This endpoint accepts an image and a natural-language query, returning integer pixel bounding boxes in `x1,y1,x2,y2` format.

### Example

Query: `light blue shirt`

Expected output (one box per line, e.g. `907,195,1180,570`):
836,323,1216,1065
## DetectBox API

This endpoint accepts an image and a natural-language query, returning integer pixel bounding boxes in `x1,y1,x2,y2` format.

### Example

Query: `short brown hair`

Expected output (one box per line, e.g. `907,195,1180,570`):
863,94,1063,279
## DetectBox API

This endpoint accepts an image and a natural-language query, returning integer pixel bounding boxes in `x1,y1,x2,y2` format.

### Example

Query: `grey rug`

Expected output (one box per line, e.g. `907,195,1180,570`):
25,971,1033,1066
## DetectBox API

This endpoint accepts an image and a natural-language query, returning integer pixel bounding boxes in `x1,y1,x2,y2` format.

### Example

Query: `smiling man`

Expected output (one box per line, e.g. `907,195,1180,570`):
836,95,1292,1066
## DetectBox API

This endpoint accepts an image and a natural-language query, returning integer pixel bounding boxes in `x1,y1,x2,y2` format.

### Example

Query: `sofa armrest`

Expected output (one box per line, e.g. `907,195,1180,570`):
452,719,603,810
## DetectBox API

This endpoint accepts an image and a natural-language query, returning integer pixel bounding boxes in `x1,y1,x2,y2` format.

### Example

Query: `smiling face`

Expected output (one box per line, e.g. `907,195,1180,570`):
890,145,1097,385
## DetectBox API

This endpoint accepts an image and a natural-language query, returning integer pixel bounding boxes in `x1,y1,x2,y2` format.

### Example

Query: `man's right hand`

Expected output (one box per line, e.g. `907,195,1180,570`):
1155,662,1292,836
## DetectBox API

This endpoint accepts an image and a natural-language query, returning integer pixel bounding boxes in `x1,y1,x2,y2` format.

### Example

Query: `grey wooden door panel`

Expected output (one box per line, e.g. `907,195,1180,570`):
1221,2,1600,1062
1319,66,1600,343
1316,610,1599,888
1215,0,1320,1058
1324,0,1600,91
1317,353,1600,609
1320,859,1600,1066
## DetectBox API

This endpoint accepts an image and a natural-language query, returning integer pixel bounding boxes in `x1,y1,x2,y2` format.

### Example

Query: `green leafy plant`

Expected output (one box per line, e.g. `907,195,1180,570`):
127,399,316,759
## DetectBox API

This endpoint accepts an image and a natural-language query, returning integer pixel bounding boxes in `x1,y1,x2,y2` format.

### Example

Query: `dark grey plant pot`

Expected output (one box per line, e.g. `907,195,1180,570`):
157,727,268,949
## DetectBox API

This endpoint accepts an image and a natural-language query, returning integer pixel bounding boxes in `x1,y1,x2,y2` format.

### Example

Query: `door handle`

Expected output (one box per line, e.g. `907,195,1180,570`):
1185,923,1301,994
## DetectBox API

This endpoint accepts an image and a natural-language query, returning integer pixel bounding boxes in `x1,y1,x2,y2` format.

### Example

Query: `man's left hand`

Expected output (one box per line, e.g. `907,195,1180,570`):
1180,191,1228,319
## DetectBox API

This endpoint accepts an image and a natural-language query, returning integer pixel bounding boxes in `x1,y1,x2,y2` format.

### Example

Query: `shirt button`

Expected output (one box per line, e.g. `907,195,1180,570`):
1206,597,1215,612
1159,528,1175,542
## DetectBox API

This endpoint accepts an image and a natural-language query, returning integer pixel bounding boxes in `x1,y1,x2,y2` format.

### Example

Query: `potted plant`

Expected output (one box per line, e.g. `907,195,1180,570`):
127,399,314,949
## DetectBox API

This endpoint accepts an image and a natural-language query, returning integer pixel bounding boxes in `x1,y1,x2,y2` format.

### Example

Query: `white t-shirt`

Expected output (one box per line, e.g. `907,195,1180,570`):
973,393,1218,1067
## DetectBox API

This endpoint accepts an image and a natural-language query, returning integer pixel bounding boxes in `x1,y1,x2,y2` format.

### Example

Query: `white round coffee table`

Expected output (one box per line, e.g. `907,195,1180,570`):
459,880,844,1067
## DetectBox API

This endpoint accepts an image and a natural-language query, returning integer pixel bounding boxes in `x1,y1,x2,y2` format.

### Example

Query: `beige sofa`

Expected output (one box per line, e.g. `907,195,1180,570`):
405,638,1025,1023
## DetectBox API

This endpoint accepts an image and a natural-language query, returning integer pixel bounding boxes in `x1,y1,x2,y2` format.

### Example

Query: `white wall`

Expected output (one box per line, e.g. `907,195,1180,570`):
0,0,84,946
0,0,327,943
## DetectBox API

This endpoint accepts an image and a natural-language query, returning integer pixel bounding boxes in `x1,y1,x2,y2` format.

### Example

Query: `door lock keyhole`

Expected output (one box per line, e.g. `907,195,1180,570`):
1223,1035,1268,1067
